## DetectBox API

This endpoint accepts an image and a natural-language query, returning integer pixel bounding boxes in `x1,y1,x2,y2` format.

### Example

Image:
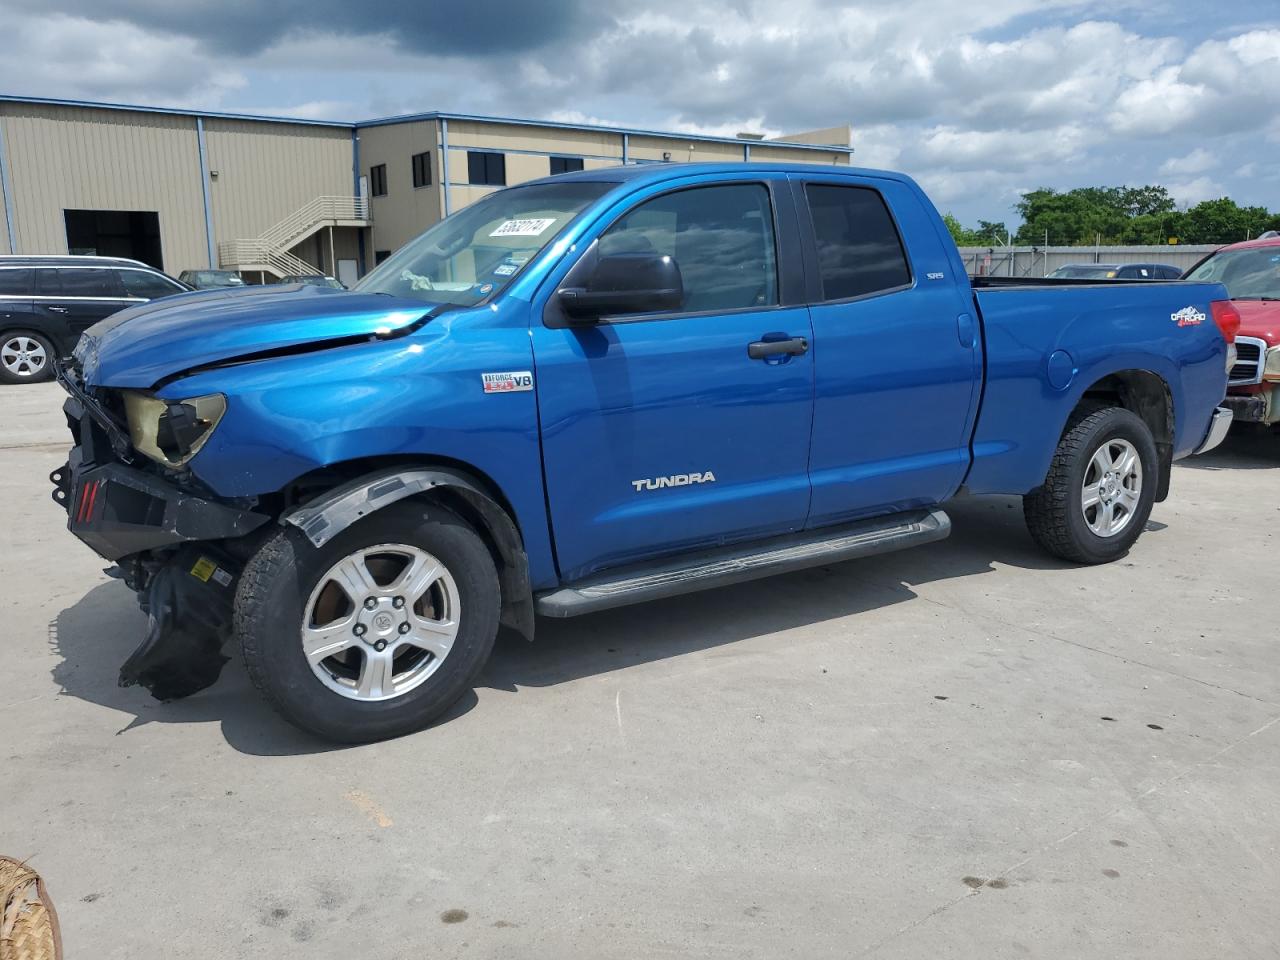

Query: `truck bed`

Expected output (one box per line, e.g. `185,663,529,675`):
963,279,1228,497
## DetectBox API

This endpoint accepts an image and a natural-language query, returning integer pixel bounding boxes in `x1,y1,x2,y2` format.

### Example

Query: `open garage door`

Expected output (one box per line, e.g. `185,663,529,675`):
64,209,163,269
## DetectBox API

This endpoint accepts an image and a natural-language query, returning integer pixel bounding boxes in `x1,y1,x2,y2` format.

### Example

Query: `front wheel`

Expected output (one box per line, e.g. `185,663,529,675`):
236,501,500,742
1023,406,1158,564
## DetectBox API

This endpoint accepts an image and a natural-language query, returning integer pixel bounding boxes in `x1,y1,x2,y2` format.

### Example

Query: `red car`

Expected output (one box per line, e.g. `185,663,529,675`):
1185,234,1280,428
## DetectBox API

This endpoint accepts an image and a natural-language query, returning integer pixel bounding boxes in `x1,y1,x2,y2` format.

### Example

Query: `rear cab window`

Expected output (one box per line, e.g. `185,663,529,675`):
804,184,912,301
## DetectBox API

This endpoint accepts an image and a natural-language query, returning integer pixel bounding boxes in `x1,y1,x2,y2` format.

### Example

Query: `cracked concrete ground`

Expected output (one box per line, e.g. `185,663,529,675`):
3,380,1279,959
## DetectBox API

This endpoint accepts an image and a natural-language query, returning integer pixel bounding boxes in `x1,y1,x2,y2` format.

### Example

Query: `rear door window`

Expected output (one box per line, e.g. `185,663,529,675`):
55,268,126,298
0,268,32,295
804,184,911,301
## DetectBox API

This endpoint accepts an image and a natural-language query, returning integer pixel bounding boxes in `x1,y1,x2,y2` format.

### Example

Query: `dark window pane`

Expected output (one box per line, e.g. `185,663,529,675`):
374,249,391,265
550,156,585,176
598,183,778,314
805,185,911,301
0,268,32,295
412,151,432,189
119,269,181,299
370,164,387,197
57,268,125,298
468,151,506,186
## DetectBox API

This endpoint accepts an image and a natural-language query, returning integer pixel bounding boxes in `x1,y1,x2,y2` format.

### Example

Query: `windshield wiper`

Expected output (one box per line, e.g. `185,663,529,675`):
1234,296,1280,301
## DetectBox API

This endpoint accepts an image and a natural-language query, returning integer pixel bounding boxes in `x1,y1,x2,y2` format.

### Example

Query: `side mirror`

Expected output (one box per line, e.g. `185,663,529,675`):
558,253,683,321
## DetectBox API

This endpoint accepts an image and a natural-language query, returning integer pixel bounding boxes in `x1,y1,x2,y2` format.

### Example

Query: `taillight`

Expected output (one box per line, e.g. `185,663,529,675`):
1210,300,1241,342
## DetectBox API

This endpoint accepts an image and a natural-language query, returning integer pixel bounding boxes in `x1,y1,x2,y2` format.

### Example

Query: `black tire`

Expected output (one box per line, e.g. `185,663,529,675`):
236,501,500,743
0,330,56,385
1023,405,1158,564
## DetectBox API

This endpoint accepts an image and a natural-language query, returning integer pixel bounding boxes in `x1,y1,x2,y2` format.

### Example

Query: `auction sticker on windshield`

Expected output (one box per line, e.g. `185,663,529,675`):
490,218,557,237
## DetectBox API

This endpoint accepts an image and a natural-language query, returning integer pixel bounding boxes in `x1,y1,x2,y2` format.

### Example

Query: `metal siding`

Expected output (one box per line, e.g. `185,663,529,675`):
0,103,207,269
358,120,442,256
445,120,624,159
202,119,354,246
745,144,851,165
626,136,744,164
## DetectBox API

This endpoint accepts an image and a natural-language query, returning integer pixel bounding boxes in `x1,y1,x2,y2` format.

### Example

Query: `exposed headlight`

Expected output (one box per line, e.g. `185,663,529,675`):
1226,342,1237,374
123,391,226,467
1265,346,1280,382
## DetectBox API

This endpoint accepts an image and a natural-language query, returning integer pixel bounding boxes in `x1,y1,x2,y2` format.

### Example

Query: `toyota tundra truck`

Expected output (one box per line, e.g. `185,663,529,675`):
51,162,1236,742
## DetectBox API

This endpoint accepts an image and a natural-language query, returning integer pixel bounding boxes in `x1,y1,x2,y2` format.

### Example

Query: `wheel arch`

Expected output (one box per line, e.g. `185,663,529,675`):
279,457,535,642
1073,368,1174,501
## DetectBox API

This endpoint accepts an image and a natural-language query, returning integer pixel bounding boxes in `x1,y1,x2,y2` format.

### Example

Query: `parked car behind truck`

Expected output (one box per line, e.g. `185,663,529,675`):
1183,236,1280,428
52,163,1235,742
0,256,187,384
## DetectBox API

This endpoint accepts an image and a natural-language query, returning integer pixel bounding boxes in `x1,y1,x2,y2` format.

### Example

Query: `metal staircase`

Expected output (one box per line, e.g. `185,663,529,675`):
219,196,370,278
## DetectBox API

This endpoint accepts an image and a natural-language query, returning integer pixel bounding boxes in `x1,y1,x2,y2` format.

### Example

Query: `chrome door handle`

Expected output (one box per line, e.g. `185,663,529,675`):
47,306,68,313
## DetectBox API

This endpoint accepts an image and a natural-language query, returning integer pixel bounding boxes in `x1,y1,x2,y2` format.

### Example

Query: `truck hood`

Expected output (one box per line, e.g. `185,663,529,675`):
77,284,437,388
1234,299,1280,346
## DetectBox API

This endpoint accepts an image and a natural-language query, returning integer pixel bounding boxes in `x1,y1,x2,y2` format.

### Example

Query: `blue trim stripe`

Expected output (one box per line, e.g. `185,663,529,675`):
195,117,217,268
0,93,351,128
0,94,853,155
440,118,452,217
0,116,15,253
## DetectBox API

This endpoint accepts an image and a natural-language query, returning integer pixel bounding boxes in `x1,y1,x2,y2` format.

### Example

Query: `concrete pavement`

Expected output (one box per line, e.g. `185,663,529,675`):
3,380,1279,959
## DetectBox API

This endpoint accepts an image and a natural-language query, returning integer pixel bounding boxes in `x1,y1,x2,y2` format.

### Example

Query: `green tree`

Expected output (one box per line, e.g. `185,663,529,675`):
1178,198,1274,244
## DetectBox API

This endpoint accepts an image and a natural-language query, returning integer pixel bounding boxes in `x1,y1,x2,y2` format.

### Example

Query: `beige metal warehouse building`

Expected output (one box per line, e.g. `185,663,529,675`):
0,96,852,284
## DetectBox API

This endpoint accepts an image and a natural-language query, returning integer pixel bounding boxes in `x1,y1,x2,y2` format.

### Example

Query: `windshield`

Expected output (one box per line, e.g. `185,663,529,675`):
199,271,244,286
1048,265,1117,279
355,180,614,305
1184,248,1280,300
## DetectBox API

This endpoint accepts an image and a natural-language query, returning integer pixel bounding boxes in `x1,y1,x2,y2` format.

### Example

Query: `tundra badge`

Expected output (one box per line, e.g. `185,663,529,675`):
631,472,717,492
482,371,534,393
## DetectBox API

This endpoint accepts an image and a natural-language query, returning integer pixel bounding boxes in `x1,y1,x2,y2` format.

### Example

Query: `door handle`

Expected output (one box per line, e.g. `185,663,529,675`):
47,306,68,313
747,337,808,360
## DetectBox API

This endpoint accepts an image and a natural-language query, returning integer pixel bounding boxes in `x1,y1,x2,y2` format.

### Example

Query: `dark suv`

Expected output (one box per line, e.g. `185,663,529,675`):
0,256,188,384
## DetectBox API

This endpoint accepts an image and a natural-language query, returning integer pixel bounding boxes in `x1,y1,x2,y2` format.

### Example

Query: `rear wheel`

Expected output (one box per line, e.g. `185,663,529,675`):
236,501,500,742
0,330,55,384
1023,406,1157,564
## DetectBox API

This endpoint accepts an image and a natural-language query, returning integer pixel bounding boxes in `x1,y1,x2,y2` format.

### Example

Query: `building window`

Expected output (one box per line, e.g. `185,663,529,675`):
467,151,506,186
550,156,585,176
412,151,432,189
370,164,388,197
375,250,392,265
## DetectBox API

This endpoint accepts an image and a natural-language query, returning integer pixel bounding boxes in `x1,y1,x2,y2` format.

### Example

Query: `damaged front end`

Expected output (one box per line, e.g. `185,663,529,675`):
53,360,270,700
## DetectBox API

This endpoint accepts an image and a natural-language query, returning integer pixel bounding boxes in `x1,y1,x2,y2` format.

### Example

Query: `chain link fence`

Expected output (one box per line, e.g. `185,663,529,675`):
957,245,1219,278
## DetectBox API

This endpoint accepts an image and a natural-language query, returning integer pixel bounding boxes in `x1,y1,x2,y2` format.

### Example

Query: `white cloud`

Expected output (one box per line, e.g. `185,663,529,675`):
1167,176,1227,207
0,0,1274,224
1159,148,1217,177
0,12,245,108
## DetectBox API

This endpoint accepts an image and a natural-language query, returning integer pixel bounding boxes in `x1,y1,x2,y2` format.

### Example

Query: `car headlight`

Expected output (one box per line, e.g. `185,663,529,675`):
1265,346,1280,382
122,391,226,467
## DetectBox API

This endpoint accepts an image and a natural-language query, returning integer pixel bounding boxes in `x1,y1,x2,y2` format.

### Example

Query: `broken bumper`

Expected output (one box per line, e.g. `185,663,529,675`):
52,378,272,700
52,394,269,562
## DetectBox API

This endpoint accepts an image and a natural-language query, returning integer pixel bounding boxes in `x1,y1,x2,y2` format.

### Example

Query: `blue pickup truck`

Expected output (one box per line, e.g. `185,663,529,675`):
52,162,1236,742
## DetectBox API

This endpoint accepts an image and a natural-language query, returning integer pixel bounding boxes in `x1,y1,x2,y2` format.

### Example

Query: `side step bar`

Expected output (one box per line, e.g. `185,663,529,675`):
535,507,951,618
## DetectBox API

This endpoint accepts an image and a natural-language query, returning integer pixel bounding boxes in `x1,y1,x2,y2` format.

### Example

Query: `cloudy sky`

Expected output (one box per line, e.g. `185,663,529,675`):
0,0,1276,225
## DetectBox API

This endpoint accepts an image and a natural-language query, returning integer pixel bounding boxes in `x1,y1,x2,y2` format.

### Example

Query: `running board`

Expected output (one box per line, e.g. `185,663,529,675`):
535,507,950,618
